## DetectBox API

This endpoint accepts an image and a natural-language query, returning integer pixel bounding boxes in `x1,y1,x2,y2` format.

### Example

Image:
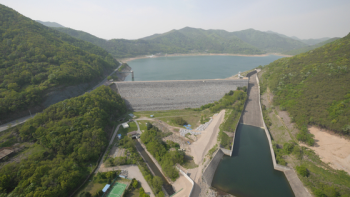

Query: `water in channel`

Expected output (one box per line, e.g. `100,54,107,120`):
125,55,283,81
212,124,294,197
134,139,175,195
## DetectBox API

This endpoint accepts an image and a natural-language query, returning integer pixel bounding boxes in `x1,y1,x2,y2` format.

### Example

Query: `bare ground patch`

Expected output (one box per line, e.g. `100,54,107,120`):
303,126,350,174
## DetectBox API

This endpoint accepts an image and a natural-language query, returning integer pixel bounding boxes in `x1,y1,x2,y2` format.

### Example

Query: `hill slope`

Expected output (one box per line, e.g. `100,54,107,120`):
36,20,65,27
0,4,119,122
232,29,308,53
260,33,350,135
285,37,340,55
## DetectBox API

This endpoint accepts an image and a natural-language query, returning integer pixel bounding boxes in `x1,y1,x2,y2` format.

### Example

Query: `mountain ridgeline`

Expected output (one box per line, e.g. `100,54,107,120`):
260,33,350,137
53,26,339,59
0,4,120,122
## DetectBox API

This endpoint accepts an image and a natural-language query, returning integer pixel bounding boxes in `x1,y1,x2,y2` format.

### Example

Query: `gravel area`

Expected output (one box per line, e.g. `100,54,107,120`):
115,79,248,111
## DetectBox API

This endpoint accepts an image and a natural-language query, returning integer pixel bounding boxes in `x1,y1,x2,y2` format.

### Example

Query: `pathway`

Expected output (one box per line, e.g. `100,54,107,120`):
242,71,263,127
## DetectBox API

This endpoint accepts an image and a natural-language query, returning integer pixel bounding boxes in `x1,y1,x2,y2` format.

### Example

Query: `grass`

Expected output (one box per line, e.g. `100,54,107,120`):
134,108,214,129
136,120,148,132
182,155,198,169
75,174,108,197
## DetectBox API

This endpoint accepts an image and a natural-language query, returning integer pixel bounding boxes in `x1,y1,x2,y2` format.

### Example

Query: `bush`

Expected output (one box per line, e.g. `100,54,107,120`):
296,165,309,177
173,117,187,125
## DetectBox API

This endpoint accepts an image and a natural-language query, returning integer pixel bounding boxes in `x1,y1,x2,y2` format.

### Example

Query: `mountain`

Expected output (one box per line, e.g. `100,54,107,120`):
36,20,65,27
0,4,119,122
54,27,266,58
285,37,340,55
260,32,350,135
232,29,308,53
266,31,334,46
298,37,332,45
55,27,316,58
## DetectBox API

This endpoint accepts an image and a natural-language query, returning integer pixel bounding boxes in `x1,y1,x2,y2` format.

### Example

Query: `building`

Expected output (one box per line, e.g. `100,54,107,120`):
122,123,129,129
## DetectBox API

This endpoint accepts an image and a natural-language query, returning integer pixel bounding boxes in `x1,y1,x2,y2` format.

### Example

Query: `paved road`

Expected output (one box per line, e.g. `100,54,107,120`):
94,123,122,174
0,63,122,133
0,114,36,132
242,72,263,127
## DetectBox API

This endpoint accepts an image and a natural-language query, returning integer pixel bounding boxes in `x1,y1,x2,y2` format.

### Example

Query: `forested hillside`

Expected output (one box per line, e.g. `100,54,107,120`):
0,4,119,122
54,26,319,58
260,33,350,140
36,20,65,28
285,37,340,55
0,86,126,196
232,29,308,53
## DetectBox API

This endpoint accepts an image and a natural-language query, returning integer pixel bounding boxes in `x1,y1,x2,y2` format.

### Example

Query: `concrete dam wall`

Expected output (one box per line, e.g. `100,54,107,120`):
115,79,248,111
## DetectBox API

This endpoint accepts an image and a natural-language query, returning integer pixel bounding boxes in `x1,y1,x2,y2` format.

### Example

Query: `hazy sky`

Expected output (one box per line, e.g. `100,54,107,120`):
1,0,350,40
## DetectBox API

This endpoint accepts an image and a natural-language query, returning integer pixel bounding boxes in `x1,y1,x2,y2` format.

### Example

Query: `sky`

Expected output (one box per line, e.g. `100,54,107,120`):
1,0,350,40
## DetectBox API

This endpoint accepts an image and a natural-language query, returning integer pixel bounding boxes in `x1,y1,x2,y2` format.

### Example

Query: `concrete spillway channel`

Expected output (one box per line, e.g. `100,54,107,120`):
134,140,175,196
203,71,310,197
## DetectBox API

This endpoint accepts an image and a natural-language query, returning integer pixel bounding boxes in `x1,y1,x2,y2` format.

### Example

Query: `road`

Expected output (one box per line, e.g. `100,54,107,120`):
0,63,122,133
94,123,122,174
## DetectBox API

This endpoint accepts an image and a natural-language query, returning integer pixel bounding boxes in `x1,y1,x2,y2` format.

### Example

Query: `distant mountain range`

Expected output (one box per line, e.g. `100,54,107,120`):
38,22,339,58
36,20,65,28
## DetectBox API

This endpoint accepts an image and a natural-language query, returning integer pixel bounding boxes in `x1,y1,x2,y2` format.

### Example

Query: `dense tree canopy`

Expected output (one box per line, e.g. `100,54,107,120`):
140,123,184,181
0,86,126,196
0,4,119,121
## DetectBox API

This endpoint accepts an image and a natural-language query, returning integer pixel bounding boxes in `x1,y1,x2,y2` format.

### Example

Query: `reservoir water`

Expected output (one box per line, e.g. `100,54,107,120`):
125,55,283,81
212,124,294,197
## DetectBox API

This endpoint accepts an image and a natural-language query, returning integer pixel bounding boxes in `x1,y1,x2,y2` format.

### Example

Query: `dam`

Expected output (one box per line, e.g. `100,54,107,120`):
114,79,248,111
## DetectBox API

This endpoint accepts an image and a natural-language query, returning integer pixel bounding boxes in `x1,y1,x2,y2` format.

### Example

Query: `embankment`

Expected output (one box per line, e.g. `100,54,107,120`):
115,79,248,111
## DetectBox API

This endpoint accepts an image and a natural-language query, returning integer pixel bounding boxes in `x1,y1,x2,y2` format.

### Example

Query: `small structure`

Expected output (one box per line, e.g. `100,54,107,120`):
238,71,243,79
117,134,122,139
127,131,140,139
150,115,154,118
129,113,135,118
102,184,111,193
0,147,14,161
122,123,129,129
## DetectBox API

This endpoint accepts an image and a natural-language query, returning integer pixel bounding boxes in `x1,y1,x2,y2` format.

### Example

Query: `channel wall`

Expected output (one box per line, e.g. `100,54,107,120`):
202,148,225,186
256,74,310,197
175,166,194,197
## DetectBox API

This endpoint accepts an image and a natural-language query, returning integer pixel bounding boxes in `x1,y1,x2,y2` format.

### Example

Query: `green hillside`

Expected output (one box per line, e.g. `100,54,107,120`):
36,20,65,28
260,33,350,137
0,86,126,196
232,29,308,53
285,37,340,55
0,4,119,121
55,27,265,58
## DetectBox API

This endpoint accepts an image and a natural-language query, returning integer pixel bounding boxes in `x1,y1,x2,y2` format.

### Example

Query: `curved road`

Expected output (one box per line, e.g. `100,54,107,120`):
0,63,123,133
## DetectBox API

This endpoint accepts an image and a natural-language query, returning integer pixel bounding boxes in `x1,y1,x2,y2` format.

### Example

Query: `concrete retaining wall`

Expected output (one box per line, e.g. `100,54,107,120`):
220,148,231,156
202,149,224,186
255,74,290,172
256,74,310,197
115,79,248,111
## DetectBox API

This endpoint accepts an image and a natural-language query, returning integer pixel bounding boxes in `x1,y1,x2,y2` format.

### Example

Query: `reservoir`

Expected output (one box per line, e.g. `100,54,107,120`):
212,124,294,197
125,55,283,81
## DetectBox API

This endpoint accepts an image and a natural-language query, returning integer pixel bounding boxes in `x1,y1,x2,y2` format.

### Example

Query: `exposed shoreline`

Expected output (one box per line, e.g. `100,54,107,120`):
120,53,292,63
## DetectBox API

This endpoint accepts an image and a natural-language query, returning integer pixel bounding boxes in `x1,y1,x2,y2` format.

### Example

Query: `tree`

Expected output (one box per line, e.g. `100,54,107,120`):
152,176,163,193
132,179,139,188
296,165,309,177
